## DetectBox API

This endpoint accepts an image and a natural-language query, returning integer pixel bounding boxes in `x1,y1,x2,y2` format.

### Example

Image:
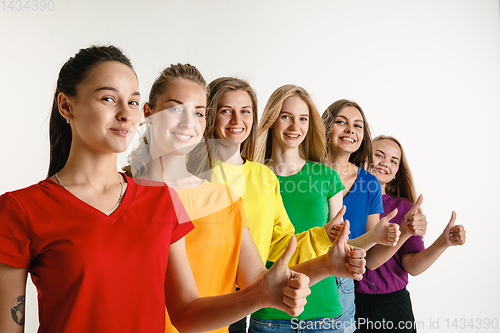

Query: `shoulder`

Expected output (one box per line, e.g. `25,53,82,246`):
385,194,414,212
2,179,56,204
246,160,279,182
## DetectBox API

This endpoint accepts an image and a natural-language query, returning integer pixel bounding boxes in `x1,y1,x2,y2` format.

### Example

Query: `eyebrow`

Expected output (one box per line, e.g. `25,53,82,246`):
219,105,252,109
165,99,206,109
95,86,140,96
281,111,309,117
336,115,364,123
376,149,399,160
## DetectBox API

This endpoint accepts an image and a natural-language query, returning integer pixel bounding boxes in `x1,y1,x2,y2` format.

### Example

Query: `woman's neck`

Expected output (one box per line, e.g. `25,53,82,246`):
266,144,305,176
215,141,244,165
57,145,120,190
326,150,358,183
149,153,203,189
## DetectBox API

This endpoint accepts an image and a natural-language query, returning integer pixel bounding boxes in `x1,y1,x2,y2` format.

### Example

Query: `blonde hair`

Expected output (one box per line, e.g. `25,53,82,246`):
187,77,258,178
124,63,207,178
255,84,326,164
372,135,417,204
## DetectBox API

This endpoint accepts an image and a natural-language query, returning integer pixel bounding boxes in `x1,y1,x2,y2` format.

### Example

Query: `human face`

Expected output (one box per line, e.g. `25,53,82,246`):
329,106,364,155
147,78,206,157
271,96,309,150
214,90,253,146
371,139,401,186
65,61,141,154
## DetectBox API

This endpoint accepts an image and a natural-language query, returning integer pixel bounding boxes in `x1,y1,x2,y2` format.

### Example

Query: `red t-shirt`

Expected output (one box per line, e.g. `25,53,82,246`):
0,174,193,332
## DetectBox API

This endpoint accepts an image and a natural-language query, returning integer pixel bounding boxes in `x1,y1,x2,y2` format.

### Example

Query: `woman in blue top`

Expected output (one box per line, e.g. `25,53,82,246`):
321,99,403,332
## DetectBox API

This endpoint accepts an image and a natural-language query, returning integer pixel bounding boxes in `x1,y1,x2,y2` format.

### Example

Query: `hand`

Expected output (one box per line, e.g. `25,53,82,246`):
325,206,346,244
402,194,427,236
327,220,366,281
440,211,466,247
262,236,311,317
373,209,400,246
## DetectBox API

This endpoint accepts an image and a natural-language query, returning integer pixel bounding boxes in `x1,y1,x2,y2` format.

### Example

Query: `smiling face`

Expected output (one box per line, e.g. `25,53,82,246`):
372,139,402,186
271,95,310,150
329,106,364,155
147,78,207,157
65,61,141,154
214,89,254,146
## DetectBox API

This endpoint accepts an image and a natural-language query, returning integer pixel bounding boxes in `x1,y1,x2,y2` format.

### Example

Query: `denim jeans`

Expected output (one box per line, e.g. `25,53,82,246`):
249,316,344,333
336,277,356,333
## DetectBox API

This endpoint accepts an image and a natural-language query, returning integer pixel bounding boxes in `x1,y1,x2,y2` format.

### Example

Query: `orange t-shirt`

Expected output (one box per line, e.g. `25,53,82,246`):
165,180,247,333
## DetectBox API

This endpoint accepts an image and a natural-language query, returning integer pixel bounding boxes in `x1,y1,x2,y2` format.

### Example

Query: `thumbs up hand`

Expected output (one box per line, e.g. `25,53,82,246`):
440,211,466,247
402,194,427,237
373,208,400,246
327,220,366,281
262,236,311,317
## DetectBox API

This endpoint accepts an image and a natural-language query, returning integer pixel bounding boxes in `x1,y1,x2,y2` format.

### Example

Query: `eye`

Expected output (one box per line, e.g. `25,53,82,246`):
220,109,231,114
355,124,363,129
375,153,383,158
129,100,139,107
195,111,205,118
300,117,308,122
168,105,183,113
242,110,252,114
391,160,398,165
335,120,345,125
281,115,290,120
102,97,115,103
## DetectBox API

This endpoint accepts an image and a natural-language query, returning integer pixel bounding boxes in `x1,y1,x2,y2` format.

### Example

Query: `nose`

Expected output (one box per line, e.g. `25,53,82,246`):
116,101,135,122
344,125,354,134
179,108,195,129
230,111,241,124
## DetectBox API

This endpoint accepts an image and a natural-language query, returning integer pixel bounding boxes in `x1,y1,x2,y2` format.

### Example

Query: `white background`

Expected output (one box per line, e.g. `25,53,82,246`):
1,1,499,332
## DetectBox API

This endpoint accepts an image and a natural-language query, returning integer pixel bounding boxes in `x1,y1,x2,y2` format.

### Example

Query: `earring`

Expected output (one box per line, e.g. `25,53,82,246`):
66,117,70,124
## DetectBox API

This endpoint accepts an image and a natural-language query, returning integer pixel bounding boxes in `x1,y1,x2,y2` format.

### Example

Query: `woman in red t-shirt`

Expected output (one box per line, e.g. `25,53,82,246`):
0,45,311,333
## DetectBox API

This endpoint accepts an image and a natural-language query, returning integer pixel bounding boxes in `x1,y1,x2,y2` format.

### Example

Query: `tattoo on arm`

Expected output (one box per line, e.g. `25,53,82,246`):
11,295,25,326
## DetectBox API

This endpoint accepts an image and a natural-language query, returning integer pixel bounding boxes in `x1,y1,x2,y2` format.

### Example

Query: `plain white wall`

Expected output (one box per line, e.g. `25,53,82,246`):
1,1,499,332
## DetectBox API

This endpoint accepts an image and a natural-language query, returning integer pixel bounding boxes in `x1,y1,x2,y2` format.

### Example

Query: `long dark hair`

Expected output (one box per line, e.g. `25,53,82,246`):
48,45,134,177
321,99,373,169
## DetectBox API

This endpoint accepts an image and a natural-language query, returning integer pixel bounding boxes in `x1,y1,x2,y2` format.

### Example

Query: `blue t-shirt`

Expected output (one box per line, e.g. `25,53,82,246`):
343,167,384,239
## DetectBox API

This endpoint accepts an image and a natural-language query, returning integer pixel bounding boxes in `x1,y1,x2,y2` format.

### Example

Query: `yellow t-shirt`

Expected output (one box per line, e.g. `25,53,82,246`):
165,180,247,333
211,159,331,265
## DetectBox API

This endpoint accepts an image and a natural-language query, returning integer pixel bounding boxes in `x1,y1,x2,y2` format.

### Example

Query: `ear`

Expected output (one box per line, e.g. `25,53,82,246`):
143,103,152,118
57,92,73,121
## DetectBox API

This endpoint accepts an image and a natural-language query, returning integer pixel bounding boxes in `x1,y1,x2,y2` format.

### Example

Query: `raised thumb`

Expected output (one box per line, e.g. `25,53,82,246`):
446,211,457,230
274,235,297,269
411,194,424,216
334,220,351,247
384,208,398,224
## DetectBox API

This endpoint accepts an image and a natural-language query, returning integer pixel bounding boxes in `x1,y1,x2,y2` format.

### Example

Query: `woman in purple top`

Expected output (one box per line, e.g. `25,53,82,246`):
354,135,467,332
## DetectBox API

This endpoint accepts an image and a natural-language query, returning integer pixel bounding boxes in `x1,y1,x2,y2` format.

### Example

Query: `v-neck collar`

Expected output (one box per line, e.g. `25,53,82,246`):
43,173,135,225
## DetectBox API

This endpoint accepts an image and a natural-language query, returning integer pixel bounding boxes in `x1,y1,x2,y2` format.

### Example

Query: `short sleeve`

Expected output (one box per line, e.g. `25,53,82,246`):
167,187,195,244
234,198,249,230
327,167,345,199
367,172,384,215
399,235,425,256
0,193,33,268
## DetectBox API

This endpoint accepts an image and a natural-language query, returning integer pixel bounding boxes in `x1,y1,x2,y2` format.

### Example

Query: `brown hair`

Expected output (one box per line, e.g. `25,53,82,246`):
48,45,134,177
321,99,373,169
372,135,418,204
255,84,326,164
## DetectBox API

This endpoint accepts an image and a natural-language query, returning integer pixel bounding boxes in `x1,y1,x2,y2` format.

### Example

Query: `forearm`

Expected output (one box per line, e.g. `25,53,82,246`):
289,255,329,286
0,263,27,333
402,236,448,276
347,230,376,251
365,232,412,270
172,281,263,333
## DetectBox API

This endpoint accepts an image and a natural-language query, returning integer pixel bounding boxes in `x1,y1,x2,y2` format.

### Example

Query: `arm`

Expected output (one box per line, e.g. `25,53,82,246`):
365,194,427,270
402,211,465,276
165,236,310,333
0,262,28,333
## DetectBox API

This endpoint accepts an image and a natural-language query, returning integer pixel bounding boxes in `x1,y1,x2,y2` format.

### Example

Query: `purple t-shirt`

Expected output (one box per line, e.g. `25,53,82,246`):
355,194,425,294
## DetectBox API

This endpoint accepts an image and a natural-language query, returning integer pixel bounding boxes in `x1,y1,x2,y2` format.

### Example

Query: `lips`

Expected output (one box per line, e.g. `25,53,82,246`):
172,132,195,142
110,127,131,136
226,128,245,135
284,133,300,140
376,167,389,175
339,136,356,143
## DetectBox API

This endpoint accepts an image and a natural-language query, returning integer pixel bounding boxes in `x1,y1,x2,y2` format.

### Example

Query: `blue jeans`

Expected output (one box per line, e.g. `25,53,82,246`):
249,316,344,333
336,277,356,333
